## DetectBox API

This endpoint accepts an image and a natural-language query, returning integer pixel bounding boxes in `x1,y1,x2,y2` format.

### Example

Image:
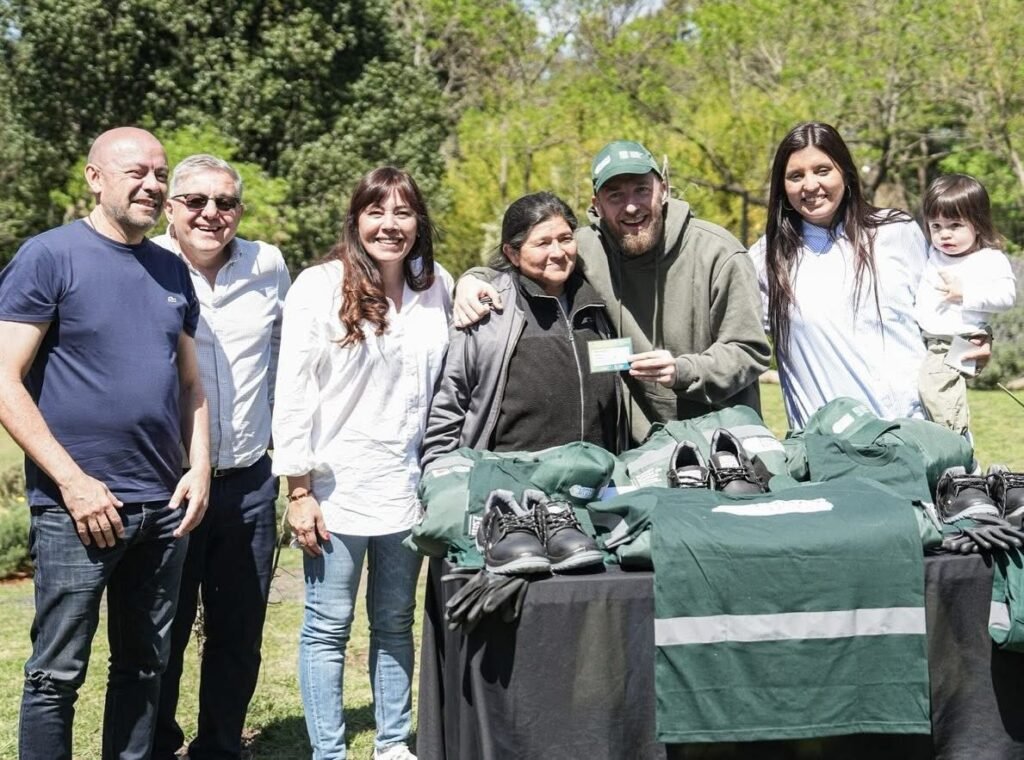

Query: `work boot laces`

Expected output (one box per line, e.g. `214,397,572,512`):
671,468,708,488
539,500,582,539
498,510,542,538
946,475,989,501
998,473,1024,491
715,466,756,489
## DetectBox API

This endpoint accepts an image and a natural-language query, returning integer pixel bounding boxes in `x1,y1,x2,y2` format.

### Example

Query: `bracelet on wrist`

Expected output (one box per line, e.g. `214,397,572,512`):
288,488,312,502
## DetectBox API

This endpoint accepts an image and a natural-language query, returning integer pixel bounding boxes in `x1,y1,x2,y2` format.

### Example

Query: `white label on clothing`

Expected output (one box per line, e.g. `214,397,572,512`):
712,498,834,517
569,484,595,499
742,436,786,455
466,513,484,542
832,414,856,434
631,468,664,488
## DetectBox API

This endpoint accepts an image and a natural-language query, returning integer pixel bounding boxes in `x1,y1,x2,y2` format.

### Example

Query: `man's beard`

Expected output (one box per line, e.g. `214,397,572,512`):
108,197,161,236
619,211,664,257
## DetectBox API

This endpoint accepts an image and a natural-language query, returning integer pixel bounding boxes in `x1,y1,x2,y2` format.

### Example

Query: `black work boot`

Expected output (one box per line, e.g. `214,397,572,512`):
523,489,603,572
667,441,712,489
935,466,999,523
478,489,550,575
988,465,1024,527
708,428,765,495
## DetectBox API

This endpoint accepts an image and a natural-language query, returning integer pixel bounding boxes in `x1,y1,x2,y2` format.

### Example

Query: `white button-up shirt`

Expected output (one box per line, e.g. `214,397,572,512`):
272,260,453,536
153,234,290,469
750,218,928,429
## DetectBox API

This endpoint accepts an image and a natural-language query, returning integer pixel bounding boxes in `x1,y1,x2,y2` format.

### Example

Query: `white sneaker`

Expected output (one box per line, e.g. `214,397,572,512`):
374,744,416,760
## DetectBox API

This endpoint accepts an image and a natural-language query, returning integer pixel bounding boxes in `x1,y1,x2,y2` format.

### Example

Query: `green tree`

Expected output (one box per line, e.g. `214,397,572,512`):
283,60,448,266
0,0,446,266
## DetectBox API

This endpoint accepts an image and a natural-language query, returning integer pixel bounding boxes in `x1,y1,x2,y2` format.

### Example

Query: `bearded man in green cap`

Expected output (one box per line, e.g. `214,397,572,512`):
454,140,771,440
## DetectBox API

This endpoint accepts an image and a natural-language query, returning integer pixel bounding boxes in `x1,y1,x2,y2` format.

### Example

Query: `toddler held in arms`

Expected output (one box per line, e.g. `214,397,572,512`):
913,174,1016,435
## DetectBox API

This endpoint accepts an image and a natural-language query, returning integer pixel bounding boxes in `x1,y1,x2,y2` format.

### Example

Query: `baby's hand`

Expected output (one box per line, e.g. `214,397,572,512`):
935,269,963,303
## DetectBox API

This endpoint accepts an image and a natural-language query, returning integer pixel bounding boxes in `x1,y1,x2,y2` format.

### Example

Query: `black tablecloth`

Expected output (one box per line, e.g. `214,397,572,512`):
417,554,1024,760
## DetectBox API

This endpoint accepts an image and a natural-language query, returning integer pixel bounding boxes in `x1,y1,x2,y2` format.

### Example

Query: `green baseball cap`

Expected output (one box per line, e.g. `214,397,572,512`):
591,140,662,192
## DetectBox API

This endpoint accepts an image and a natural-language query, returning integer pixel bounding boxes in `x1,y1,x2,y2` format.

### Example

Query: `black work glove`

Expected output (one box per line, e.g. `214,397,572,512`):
499,575,529,623
443,570,489,629
441,570,529,633
941,514,1024,554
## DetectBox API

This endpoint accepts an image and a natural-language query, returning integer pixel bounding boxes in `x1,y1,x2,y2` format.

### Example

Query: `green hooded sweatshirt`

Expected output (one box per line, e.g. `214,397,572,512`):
576,197,770,440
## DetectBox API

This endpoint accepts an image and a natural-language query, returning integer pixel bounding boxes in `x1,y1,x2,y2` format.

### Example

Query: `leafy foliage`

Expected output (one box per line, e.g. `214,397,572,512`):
0,466,29,580
2,0,1024,382
0,0,445,264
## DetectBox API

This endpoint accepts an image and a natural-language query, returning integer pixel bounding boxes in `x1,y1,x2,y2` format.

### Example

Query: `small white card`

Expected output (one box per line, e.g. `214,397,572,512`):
944,335,978,376
588,337,633,373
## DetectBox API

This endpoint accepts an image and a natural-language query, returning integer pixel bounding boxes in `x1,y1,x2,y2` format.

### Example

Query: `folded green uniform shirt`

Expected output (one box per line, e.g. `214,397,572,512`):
652,478,930,743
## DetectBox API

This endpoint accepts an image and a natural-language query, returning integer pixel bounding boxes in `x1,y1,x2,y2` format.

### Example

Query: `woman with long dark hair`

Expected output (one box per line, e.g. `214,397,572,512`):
272,167,452,760
422,191,621,468
749,122,931,428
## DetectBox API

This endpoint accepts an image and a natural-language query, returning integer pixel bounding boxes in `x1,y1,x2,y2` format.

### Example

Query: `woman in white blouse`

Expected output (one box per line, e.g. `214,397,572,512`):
272,167,452,760
748,121,987,430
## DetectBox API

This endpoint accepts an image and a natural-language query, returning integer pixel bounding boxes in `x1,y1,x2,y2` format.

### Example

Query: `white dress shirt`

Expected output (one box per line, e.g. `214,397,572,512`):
272,260,453,536
913,246,1016,336
749,218,928,429
153,234,290,469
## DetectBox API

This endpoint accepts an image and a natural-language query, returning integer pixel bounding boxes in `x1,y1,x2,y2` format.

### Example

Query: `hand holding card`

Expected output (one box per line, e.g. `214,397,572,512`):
588,338,633,373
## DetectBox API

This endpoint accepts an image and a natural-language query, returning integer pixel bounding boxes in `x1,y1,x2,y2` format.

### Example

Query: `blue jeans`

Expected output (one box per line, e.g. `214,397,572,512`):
19,502,187,760
153,455,278,760
299,530,422,759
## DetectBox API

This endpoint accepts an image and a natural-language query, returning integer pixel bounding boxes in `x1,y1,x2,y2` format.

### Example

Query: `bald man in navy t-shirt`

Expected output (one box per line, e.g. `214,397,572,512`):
0,127,210,760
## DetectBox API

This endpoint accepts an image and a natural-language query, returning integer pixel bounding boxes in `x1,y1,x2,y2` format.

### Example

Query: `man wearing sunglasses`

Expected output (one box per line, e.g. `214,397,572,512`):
0,127,211,759
151,154,291,760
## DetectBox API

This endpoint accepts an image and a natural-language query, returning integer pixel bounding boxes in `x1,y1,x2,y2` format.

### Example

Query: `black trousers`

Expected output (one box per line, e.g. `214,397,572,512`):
152,454,278,760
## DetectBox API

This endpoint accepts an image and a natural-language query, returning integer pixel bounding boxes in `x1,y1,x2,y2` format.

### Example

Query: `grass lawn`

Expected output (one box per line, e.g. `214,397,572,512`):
0,548,414,759
0,383,1020,757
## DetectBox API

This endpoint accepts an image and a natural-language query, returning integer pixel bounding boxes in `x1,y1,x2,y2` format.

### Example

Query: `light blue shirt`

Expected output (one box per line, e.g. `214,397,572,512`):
750,217,928,429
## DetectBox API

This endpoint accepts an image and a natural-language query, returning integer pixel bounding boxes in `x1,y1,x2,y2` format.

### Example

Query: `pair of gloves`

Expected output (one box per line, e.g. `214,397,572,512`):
942,514,1024,554
442,570,529,633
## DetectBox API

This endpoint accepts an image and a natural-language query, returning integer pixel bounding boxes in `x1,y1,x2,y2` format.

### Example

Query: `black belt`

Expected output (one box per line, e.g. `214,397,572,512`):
211,466,244,478
187,453,268,479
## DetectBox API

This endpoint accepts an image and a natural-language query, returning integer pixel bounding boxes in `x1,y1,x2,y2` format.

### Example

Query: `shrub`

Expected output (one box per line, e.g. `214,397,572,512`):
0,505,30,578
0,464,29,579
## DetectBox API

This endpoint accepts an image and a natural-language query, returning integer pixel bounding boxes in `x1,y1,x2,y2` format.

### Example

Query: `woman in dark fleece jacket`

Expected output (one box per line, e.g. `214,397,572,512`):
422,192,621,467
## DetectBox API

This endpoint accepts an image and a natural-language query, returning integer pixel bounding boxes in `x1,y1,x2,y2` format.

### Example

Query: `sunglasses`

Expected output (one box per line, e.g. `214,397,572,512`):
171,193,242,212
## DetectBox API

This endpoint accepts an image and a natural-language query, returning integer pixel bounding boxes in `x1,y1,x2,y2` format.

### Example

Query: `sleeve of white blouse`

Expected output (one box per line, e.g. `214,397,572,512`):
961,250,1017,314
271,267,328,477
267,246,292,411
746,237,771,334
436,263,455,322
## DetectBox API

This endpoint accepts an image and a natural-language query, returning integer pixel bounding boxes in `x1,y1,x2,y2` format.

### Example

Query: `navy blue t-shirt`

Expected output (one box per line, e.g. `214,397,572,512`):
0,220,199,506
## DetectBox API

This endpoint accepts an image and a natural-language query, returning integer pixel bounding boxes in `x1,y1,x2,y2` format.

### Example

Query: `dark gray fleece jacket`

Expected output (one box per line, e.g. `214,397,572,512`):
421,270,619,468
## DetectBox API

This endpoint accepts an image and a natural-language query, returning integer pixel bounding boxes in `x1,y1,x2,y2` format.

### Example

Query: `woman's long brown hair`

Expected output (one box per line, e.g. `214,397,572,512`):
324,167,436,347
763,122,909,356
